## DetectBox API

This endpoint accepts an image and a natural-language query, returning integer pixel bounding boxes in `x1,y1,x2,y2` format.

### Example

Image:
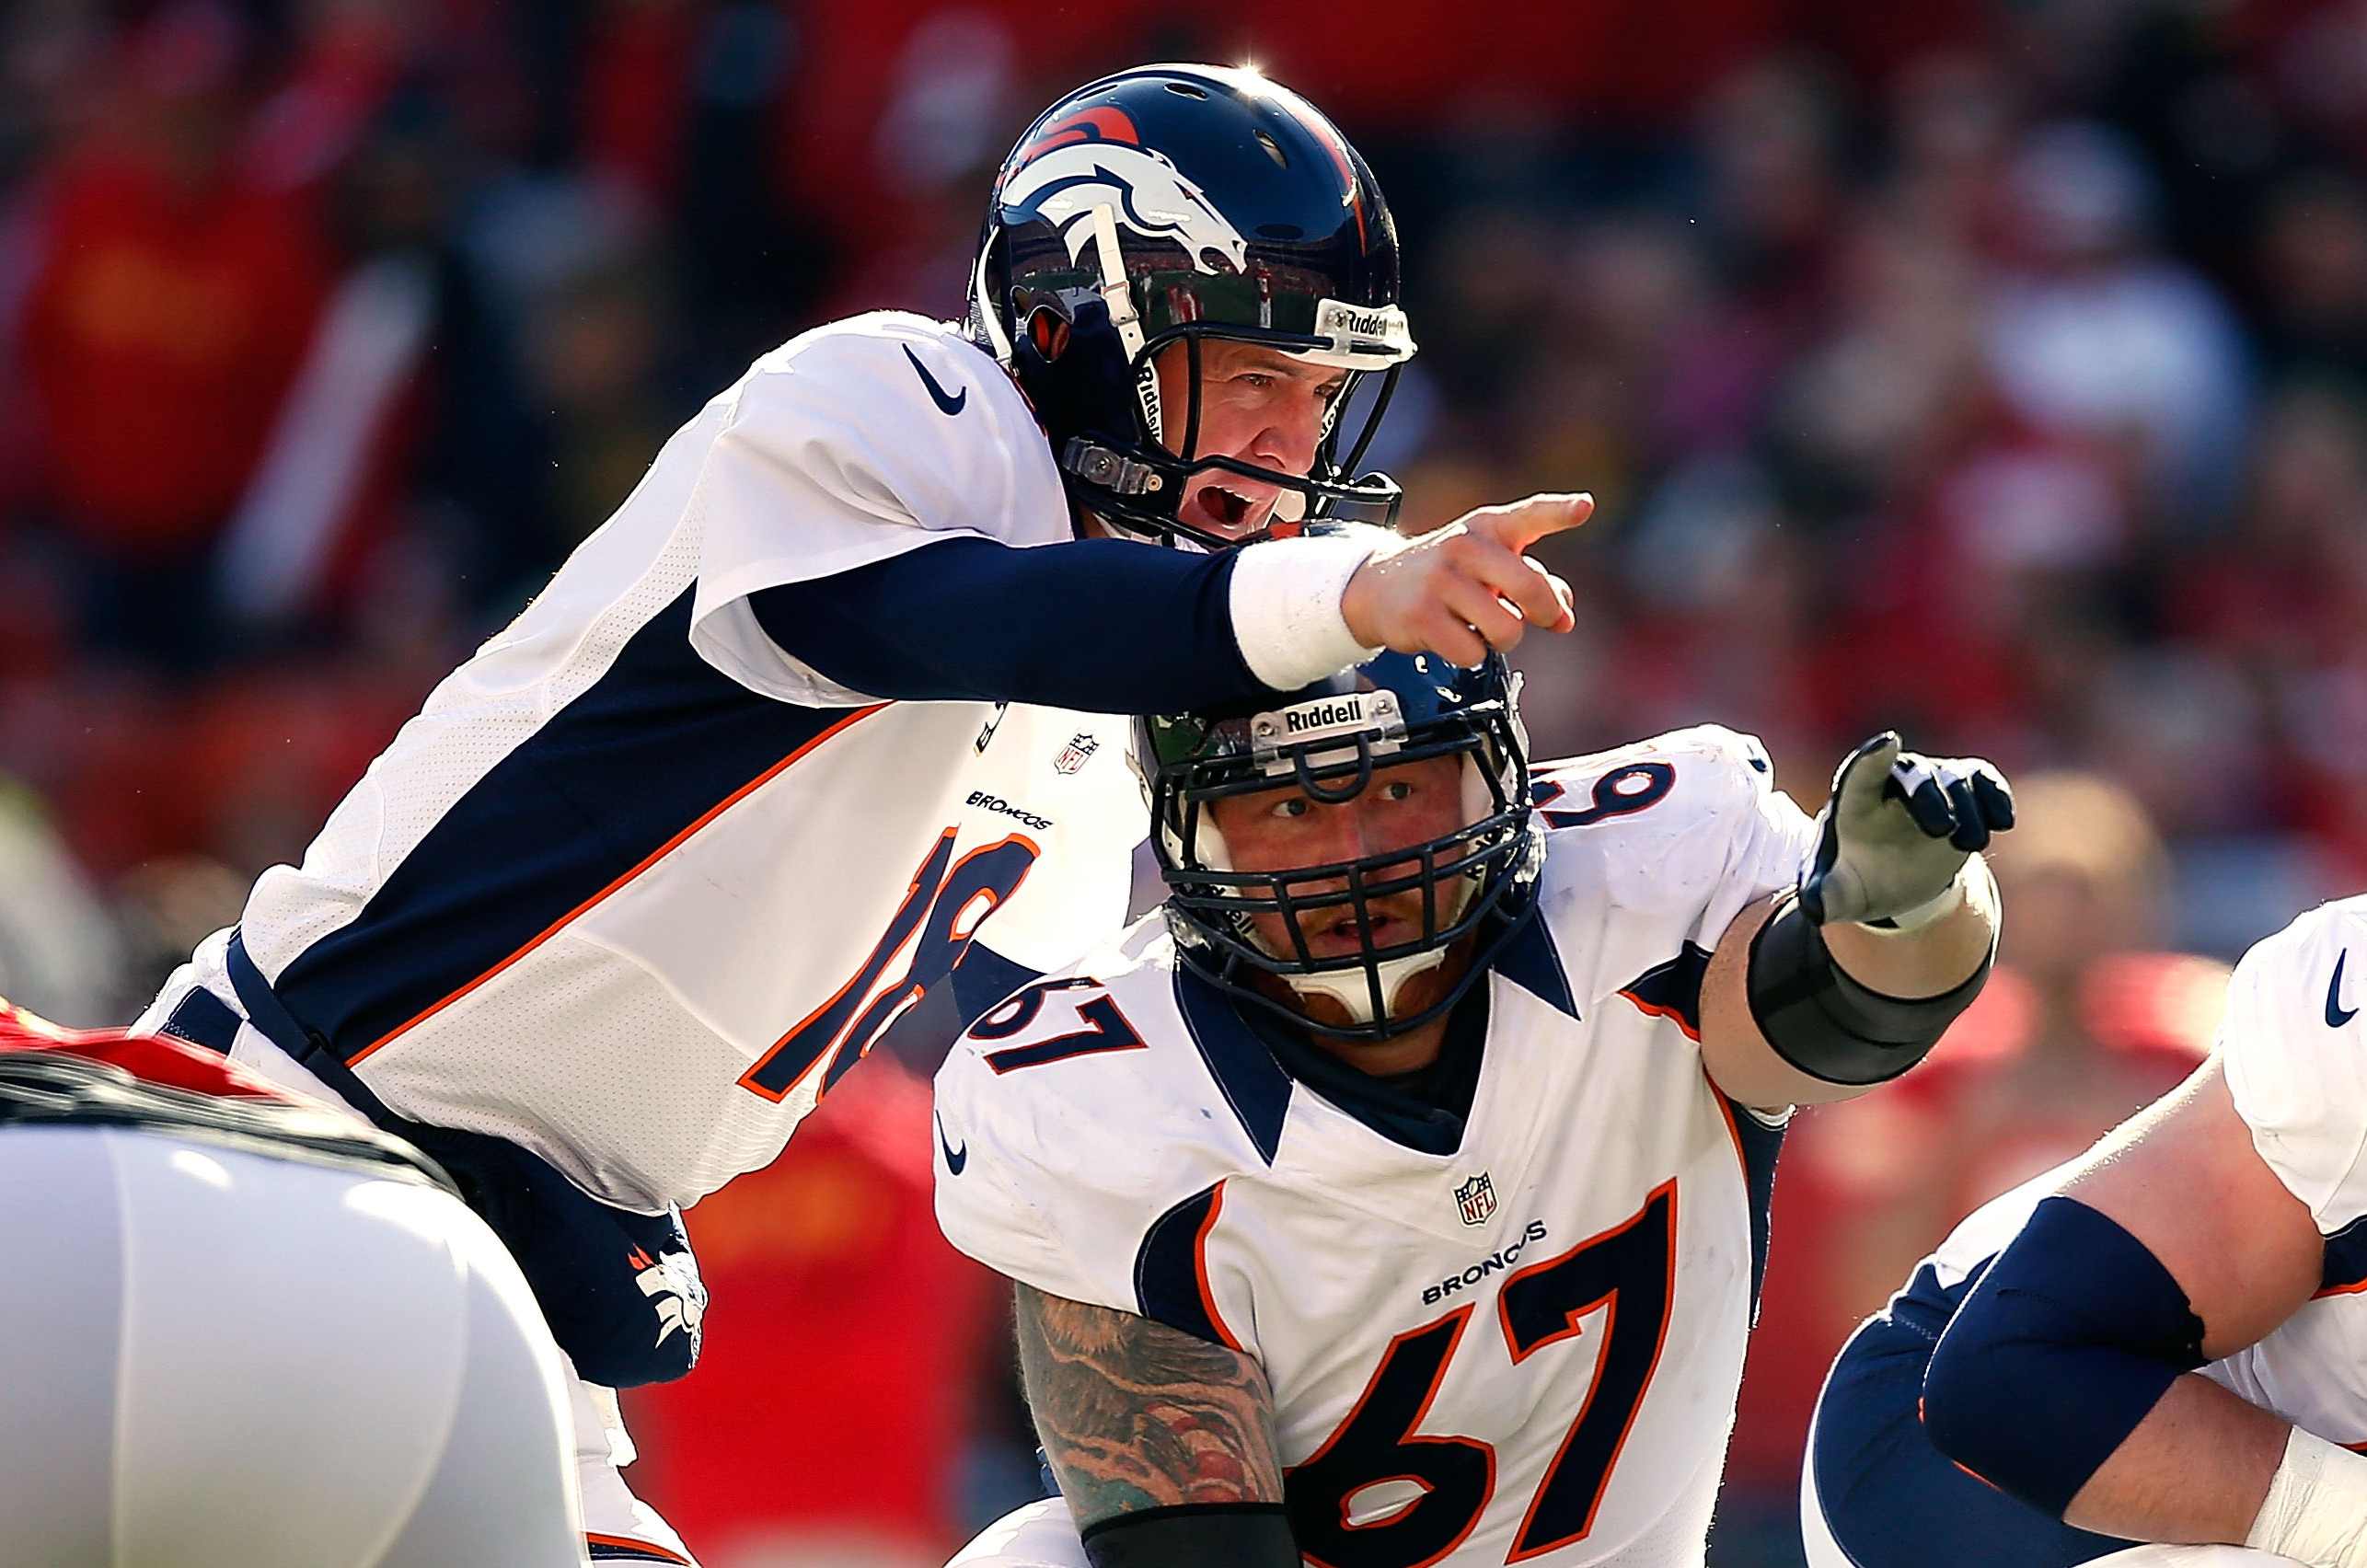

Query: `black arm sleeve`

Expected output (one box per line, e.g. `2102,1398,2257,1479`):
748,536,1273,712
1080,1504,1299,1568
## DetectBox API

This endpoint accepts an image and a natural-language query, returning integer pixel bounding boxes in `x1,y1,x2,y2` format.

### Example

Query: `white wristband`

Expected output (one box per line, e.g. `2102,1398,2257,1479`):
1858,857,1994,937
1226,528,1391,691
2247,1426,2367,1568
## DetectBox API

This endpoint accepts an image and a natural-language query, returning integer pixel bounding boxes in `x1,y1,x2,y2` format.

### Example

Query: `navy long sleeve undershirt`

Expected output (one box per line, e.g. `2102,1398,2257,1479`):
749,535,1275,712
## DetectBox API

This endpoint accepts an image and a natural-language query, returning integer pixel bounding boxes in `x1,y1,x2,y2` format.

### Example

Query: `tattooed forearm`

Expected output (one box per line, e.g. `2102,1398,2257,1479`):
1014,1281,1284,1528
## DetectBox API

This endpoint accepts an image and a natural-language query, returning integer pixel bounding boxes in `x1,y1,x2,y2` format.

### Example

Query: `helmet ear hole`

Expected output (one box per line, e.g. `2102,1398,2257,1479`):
1027,306,1071,362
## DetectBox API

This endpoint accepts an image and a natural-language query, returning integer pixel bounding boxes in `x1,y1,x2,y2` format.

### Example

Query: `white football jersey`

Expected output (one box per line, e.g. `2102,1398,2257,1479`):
139,312,1143,1213
935,726,1818,1567
1919,894,2367,1446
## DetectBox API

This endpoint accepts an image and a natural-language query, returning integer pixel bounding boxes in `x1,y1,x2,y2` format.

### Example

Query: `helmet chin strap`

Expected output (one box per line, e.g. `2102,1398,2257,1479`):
1276,861,1482,1027
1196,755,1504,1030
1284,946,1454,1026
1087,202,1162,447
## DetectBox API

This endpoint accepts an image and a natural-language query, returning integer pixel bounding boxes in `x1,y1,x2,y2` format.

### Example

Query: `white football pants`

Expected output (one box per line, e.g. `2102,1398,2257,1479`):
0,1123,589,1568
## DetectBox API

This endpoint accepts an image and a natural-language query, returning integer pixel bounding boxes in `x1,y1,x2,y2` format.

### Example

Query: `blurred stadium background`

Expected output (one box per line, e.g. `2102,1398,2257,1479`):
0,0,2358,1562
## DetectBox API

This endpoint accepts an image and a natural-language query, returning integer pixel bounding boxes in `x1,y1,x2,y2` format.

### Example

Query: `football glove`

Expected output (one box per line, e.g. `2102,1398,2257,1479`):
1800,732,2014,928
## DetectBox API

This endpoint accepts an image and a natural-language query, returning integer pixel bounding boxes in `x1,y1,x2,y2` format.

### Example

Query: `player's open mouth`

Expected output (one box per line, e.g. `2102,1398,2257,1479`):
1197,484,1261,530
1320,911,1401,951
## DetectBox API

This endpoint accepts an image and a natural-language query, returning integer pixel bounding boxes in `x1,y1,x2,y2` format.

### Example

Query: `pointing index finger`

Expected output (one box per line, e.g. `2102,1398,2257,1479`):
1489,492,1594,554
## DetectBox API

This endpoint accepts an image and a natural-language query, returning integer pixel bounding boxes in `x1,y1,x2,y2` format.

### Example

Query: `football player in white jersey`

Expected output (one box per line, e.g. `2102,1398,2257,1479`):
132,66,1590,1562
931,651,2014,1567
1804,897,2367,1568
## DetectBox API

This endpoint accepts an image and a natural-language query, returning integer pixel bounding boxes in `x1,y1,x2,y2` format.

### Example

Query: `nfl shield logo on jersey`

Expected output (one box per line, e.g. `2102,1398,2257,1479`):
1054,733,1099,775
1455,1172,1496,1227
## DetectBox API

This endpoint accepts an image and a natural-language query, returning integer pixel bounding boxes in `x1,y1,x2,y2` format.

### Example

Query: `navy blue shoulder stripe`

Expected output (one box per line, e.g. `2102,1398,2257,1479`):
1620,943,1714,1040
1174,968,1293,1165
275,586,880,1061
1494,906,1577,1020
1135,1181,1241,1349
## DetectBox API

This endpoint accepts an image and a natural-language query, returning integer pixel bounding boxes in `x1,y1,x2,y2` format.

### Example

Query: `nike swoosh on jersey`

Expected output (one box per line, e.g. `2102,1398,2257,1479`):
904,345,968,415
937,1113,968,1174
2331,951,2359,1028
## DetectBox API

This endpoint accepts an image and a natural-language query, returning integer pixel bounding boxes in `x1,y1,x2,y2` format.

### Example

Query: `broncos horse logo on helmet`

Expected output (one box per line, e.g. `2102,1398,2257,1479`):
1000,142,1252,278
971,64,1415,548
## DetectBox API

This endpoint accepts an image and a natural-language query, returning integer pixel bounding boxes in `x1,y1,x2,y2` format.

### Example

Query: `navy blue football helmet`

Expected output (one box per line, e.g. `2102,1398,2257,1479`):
970,64,1414,548
1137,651,1543,1041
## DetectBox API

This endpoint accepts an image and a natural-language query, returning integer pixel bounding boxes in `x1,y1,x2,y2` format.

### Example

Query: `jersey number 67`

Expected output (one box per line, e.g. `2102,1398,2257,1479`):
1287,1182,1678,1568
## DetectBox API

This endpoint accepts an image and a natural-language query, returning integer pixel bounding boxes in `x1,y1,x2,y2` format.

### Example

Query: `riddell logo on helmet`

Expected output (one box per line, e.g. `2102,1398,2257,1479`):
1286,698,1367,734
1313,300,1414,361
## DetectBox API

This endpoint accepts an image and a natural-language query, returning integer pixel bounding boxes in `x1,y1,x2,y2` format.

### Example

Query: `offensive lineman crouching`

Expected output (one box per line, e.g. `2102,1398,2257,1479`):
931,656,2013,1568
1803,895,2367,1568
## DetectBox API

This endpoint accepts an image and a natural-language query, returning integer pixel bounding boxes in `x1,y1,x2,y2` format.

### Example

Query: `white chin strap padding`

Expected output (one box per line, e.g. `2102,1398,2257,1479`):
1190,813,1232,872
1285,947,1453,1025
1460,751,1495,831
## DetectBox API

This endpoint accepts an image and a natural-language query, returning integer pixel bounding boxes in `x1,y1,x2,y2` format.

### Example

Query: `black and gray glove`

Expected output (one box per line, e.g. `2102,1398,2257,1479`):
1799,732,2015,928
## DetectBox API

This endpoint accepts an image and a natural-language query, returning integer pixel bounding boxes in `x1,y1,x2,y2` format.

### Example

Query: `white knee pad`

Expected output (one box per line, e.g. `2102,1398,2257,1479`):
946,1498,1091,1568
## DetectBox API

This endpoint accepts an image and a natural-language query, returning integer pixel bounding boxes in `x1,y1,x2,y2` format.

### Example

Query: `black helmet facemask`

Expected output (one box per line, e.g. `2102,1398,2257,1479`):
971,64,1416,549
1140,652,1546,1042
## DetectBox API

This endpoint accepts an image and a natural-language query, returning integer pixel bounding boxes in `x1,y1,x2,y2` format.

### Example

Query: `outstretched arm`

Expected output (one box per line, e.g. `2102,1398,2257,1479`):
756,536,1260,713
1702,734,2010,1108
1701,878,1998,1108
749,496,1589,714
1014,1282,1299,1566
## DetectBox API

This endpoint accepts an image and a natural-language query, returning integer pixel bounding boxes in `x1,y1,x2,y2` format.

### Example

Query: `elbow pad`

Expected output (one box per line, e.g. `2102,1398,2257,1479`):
1080,1504,1299,1568
1746,891,1992,1084
1921,1196,2206,1517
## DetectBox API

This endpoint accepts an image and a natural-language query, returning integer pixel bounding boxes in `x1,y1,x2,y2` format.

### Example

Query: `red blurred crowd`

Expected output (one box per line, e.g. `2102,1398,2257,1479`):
5,0,2367,1563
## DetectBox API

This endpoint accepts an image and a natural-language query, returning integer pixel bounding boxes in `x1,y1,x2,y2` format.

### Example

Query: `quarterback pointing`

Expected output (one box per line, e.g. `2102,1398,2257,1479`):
933,652,2013,1567
1804,895,2367,1568
133,65,1582,1562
